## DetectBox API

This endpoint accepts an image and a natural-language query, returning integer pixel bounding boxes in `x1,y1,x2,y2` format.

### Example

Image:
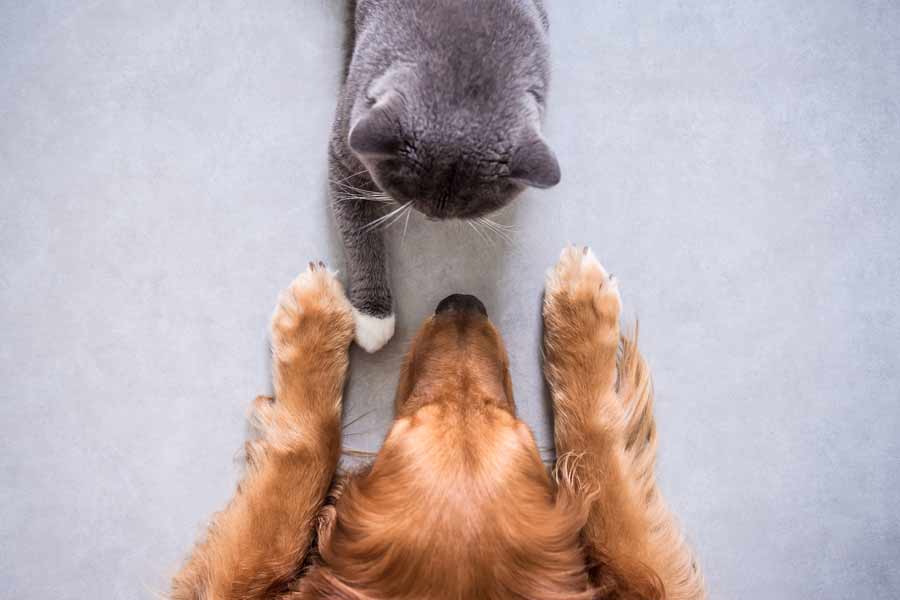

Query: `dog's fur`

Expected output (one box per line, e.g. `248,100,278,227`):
171,248,705,599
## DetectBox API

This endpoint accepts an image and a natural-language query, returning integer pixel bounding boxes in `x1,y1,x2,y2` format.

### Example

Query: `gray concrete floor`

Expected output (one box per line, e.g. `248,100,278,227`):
2,1,899,598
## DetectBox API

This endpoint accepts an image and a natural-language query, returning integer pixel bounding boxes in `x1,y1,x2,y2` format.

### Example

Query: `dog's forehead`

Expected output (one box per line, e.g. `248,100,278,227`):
396,402,517,435
377,403,539,483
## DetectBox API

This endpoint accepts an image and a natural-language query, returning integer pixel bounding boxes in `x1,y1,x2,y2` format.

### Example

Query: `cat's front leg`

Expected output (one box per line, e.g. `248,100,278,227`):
329,167,395,353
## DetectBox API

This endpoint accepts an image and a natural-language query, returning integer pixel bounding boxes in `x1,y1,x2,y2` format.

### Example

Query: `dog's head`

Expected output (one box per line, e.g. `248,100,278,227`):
301,294,594,599
393,293,514,417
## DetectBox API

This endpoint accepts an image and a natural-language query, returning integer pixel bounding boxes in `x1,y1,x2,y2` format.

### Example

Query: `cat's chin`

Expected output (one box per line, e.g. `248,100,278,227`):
352,308,396,353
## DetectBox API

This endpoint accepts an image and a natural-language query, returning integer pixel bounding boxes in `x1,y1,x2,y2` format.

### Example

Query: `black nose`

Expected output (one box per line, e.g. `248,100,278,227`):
435,294,487,317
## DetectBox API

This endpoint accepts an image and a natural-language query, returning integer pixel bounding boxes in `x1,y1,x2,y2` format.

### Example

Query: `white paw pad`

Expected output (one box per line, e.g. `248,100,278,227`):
352,309,395,353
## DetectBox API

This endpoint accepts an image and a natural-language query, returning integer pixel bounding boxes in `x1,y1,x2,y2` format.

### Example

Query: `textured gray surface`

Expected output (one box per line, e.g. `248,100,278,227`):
2,1,899,598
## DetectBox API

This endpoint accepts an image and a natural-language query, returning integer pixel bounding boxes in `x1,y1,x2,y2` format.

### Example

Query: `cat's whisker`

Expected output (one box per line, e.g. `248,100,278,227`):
362,201,413,233
478,222,496,247
329,176,391,197
333,192,383,200
332,185,396,205
384,202,412,229
484,222,502,247
345,196,393,204
472,218,497,246
362,208,403,232
342,408,377,431
331,180,388,197
466,219,493,246
480,216,515,232
401,205,413,244
335,194,394,205
486,217,514,241
382,202,413,231
367,202,412,237
334,185,382,199
361,209,399,232
331,169,369,185
477,216,514,244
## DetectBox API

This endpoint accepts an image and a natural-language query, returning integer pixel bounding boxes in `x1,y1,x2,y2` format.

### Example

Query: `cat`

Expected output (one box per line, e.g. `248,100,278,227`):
329,0,561,352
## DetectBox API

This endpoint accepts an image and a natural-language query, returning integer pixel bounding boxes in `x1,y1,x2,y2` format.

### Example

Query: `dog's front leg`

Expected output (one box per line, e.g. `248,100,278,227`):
543,246,704,599
543,246,623,472
172,263,354,600
543,246,654,596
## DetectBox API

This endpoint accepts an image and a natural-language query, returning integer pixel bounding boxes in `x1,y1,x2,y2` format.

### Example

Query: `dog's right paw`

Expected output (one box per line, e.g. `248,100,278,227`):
544,245,621,338
352,309,395,353
270,262,355,363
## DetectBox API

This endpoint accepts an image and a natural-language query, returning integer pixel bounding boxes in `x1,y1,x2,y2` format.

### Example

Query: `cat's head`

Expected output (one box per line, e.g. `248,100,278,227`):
347,2,559,219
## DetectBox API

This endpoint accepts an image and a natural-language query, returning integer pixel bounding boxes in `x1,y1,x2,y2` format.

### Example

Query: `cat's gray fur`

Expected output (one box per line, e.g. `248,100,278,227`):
329,0,559,351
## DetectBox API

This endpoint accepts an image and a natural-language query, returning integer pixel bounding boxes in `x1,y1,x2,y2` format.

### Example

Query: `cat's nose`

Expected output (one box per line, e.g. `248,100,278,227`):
435,294,487,317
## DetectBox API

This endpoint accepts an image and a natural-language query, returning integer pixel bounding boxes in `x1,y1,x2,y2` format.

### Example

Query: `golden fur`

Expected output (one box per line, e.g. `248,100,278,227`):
172,248,704,599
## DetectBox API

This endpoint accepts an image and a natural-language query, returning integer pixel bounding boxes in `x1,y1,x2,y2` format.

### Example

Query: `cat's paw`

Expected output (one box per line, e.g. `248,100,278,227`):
352,309,396,353
544,245,620,338
270,262,355,363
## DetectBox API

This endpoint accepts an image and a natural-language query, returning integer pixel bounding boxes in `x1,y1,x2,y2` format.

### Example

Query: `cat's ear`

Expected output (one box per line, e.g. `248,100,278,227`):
348,103,402,158
509,134,561,188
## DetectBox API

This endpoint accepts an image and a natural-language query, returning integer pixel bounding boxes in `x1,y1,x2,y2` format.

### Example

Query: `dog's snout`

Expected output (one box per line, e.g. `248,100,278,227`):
435,294,487,317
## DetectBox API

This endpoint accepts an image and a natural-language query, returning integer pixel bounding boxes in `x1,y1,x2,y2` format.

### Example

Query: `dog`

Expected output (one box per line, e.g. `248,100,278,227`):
171,246,705,599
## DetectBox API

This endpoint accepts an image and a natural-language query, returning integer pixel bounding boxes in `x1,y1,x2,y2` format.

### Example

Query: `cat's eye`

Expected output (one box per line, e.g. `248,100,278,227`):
527,88,545,105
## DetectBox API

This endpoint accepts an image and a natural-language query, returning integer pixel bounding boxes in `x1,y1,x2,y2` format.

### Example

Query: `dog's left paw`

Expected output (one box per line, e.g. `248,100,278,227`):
270,262,355,363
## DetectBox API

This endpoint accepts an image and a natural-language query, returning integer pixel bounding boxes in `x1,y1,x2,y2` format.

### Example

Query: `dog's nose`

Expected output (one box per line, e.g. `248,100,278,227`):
435,294,487,317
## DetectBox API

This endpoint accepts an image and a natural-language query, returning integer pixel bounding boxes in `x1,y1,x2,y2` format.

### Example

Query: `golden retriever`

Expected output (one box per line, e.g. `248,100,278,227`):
171,246,704,599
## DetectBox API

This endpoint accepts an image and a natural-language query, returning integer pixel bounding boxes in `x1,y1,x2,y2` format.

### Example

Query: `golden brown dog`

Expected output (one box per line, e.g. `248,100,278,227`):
171,247,704,599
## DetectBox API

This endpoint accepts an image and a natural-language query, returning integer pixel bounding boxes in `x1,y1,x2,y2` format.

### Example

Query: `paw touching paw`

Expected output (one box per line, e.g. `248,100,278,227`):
270,262,355,363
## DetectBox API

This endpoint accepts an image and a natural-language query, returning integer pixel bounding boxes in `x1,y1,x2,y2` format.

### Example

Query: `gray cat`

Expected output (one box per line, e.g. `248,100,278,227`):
329,0,560,352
